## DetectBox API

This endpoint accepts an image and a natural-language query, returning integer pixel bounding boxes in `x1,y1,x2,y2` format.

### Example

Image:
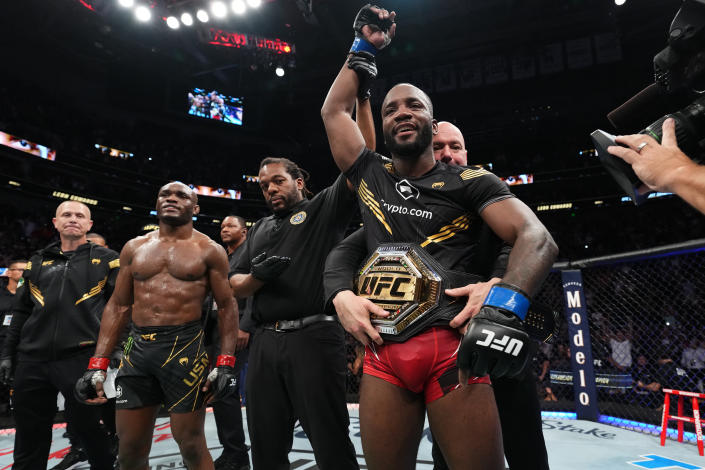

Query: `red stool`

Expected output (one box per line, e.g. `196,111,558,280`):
660,388,705,456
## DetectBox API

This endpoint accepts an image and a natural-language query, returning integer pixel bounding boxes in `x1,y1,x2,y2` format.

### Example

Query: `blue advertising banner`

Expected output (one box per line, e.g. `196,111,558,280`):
561,269,599,420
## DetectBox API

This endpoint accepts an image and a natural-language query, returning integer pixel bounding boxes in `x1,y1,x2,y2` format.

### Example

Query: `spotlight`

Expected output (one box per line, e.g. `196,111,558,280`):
118,0,134,7
615,0,626,4
196,9,209,22
166,16,180,29
211,1,227,18
231,0,246,15
135,5,151,21
181,12,193,26
246,0,261,7
275,67,285,77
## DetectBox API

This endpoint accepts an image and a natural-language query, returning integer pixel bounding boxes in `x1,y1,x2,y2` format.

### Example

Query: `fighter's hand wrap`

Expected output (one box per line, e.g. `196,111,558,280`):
207,355,238,402
458,283,531,379
250,252,291,282
0,358,12,385
74,356,109,403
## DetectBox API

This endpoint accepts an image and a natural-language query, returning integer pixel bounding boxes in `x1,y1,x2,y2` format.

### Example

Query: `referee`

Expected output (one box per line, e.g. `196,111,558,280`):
230,157,359,470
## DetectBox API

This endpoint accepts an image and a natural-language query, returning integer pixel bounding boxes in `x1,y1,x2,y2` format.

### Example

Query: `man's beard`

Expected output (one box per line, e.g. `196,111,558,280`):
267,189,299,215
384,123,433,160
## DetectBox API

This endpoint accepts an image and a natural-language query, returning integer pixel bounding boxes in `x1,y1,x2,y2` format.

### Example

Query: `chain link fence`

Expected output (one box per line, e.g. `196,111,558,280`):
534,270,575,411
580,242,705,438
534,240,705,440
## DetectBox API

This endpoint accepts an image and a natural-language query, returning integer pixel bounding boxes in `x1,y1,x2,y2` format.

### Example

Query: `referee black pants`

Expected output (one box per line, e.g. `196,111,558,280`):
12,352,114,470
246,321,359,470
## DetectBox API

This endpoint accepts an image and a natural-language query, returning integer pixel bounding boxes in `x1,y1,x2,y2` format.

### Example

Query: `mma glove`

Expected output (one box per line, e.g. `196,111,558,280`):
347,54,376,101
458,283,531,379
251,253,291,283
0,358,12,385
348,4,394,100
74,356,109,403
207,355,238,402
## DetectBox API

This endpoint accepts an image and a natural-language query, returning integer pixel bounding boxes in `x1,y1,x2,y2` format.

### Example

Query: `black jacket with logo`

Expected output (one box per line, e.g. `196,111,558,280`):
1,241,120,362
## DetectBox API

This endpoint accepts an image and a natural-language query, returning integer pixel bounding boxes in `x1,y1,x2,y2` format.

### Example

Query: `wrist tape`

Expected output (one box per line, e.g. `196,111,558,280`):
482,283,530,321
216,355,236,368
88,357,110,371
350,37,378,56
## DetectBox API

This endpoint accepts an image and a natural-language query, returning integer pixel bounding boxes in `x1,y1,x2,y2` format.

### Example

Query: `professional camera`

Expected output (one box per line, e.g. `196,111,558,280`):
591,0,705,205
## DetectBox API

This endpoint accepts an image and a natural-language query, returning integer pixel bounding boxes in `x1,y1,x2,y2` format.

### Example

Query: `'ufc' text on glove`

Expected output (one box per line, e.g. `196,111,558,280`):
458,283,531,379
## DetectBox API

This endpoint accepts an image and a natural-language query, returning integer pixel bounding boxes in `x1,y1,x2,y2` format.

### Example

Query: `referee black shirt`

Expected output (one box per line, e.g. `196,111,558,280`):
233,174,355,323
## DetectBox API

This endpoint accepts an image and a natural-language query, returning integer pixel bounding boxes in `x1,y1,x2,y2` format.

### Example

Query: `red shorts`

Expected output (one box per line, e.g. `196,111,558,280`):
363,326,491,404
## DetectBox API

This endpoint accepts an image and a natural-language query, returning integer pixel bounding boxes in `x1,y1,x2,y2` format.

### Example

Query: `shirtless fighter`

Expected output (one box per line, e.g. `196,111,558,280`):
75,182,238,470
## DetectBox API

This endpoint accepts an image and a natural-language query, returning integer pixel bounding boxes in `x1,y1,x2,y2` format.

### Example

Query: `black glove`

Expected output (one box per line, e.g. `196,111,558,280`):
207,355,238,402
347,53,376,100
349,4,394,100
251,253,291,282
458,283,531,379
0,358,12,385
352,4,394,47
74,356,109,403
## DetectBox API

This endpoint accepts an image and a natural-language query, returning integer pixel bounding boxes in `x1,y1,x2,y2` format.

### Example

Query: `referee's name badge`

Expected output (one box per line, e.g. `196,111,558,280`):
290,211,307,225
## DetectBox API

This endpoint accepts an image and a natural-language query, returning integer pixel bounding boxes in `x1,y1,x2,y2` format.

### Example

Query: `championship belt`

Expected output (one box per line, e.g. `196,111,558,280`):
355,243,560,343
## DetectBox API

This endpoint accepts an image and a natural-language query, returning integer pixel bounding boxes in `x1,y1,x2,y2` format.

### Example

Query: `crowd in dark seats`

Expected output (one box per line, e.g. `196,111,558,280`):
532,249,705,427
3,77,705,263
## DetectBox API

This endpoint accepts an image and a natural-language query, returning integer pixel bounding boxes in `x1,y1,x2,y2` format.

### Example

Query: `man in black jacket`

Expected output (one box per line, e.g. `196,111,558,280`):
0,201,116,469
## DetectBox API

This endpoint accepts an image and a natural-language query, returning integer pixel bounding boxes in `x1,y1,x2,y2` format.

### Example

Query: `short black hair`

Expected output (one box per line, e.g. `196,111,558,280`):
224,215,246,227
259,157,313,198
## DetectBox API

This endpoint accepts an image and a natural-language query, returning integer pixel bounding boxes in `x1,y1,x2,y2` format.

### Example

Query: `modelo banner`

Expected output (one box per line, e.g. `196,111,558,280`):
561,269,599,420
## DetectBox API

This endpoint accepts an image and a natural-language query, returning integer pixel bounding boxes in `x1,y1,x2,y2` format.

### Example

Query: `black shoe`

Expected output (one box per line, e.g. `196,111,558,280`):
50,447,88,470
214,453,250,470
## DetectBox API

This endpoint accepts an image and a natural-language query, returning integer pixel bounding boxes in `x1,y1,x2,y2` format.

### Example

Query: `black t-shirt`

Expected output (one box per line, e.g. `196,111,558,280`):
228,244,248,314
0,287,16,343
233,174,355,323
344,148,514,272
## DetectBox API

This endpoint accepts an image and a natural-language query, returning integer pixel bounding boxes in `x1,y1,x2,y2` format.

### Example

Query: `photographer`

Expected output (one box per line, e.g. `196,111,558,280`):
608,118,705,215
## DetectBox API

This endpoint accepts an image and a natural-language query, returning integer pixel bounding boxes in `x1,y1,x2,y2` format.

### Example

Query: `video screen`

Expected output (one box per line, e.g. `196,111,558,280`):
189,185,242,200
95,144,134,159
501,174,534,186
188,88,243,126
0,131,56,161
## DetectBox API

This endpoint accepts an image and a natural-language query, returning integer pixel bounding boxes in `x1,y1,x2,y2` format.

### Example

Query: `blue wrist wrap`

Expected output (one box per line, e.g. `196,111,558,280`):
483,285,530,321
350,37,378,56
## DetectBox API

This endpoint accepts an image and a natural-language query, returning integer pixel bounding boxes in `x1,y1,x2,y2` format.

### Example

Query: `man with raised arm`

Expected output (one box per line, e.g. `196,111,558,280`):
320,5,557,469
75,182,238,470
324,121,550,470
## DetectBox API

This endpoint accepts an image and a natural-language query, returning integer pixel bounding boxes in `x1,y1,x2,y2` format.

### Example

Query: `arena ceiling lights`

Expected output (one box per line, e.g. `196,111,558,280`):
115,0,263,29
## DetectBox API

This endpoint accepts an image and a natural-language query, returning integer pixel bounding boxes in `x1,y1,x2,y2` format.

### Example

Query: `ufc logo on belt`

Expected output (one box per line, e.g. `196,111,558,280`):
359,273,416,300
475,329,524,356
